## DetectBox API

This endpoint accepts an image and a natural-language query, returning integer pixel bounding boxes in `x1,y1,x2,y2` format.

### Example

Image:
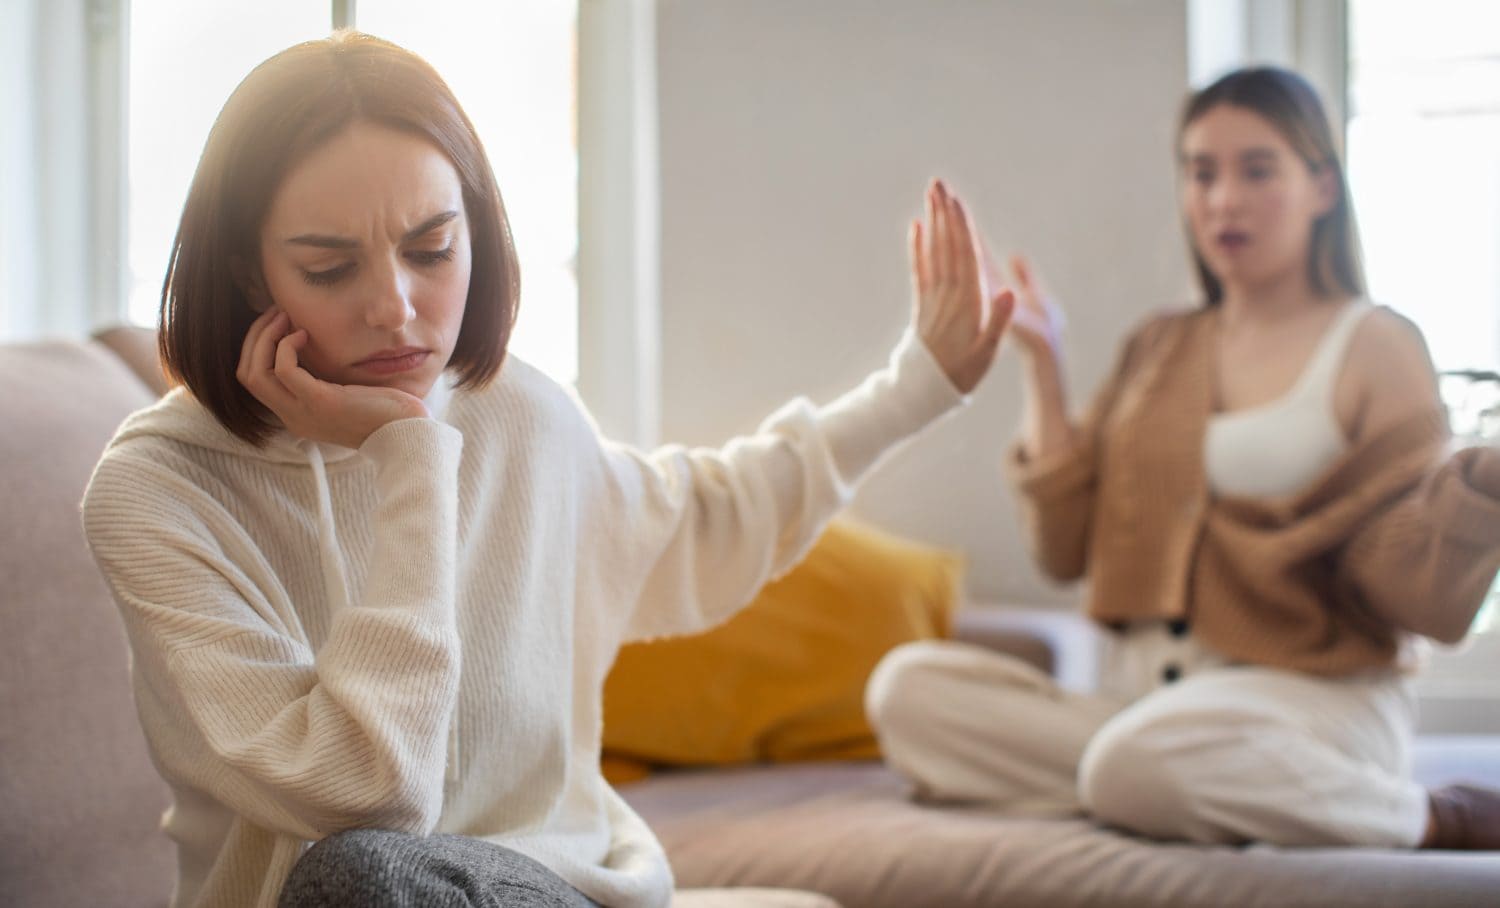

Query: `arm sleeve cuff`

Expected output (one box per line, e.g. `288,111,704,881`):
1437,445,1500,547
814,328,967,485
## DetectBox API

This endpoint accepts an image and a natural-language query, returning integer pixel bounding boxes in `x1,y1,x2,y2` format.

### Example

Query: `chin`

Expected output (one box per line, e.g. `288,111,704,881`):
386,373,439,399
1203,256,1247,285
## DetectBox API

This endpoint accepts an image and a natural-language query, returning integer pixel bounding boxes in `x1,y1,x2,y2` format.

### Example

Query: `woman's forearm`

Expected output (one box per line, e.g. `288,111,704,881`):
1021,348,1078,460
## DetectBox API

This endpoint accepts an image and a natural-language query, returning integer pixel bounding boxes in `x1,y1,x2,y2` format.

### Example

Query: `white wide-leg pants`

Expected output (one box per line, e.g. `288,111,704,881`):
865,624,1430,847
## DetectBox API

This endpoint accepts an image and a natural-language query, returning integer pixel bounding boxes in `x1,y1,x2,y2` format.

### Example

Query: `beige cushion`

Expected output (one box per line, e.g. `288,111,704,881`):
0,339,173,907
625,762,1500,908
673,889,841,908
92,325,170,396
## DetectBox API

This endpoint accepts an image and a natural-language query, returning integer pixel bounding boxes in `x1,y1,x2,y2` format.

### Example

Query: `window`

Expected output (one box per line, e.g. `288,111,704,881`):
1347,1,1500,375
126,3,327,330
126,1,579,385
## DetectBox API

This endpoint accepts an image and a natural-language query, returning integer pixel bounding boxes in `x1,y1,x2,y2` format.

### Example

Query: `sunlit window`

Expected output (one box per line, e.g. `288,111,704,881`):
127,1,579,385
1347,0,1500,636
1347,1,1500,373
127,2,326,330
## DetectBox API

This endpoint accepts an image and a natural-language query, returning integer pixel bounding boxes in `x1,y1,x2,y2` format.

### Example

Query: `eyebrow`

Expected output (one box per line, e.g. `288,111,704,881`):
1182,148,1281,167
285,210,460,249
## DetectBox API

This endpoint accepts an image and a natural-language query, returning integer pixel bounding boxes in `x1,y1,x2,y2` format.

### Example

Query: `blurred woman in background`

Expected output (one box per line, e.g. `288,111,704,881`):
869,65,1500,851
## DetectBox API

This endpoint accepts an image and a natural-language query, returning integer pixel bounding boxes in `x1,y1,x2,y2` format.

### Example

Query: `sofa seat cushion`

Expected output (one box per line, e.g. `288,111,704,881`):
672,888,841,908
622,761,1500,908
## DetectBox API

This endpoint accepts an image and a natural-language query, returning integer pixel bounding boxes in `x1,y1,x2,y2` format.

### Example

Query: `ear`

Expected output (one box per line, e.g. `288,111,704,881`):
230,256,272,313
1312,163,1340,218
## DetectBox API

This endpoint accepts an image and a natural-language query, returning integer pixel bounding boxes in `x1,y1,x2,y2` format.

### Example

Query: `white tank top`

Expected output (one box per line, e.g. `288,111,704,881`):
1204,302,1371,499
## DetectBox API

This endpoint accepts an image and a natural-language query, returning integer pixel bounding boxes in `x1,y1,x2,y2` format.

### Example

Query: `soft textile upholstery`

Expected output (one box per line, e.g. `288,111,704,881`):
0,340,173,907
94,325,171,396
624,761,1500,908
603,522,962,776
671,889,840,908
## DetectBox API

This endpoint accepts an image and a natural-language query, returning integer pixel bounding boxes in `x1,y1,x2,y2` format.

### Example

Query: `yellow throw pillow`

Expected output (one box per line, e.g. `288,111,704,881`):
601,520,963,780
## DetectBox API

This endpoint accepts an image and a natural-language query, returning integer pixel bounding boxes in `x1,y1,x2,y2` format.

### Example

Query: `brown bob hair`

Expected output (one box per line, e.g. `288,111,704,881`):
158,30,519,445
1178,66,1366,306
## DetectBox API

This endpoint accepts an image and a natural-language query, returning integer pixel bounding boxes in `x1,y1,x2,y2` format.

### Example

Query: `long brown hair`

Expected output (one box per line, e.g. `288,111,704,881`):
159,30,519,444
1178,66,1366,306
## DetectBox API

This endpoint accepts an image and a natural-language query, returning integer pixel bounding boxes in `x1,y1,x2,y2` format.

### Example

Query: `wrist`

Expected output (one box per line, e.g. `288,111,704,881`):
1023,346,1067,401
1022,341,1064,375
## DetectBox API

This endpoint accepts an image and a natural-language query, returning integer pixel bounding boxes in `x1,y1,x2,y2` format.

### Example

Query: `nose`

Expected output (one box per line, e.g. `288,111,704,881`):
364,254,415,331
1205,174,1244,215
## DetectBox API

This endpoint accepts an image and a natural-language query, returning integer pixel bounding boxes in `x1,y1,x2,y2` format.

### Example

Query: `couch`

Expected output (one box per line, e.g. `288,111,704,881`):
3,328,1499,908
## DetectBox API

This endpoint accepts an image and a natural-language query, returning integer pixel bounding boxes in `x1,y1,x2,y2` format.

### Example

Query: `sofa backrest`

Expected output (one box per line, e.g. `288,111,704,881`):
0,335,174,907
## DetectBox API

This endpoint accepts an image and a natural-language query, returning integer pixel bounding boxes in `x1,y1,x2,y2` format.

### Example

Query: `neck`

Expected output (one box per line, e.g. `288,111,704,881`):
1217,267,1344,329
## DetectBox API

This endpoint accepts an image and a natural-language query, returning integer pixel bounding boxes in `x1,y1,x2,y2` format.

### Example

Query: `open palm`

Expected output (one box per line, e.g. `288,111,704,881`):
908,180,1015,394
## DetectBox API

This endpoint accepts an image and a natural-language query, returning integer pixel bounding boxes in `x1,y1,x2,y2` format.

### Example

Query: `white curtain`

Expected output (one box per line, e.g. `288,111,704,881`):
1,0,125,342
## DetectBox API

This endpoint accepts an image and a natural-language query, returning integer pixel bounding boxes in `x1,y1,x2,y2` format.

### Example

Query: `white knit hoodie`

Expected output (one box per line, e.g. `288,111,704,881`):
82,330,963,908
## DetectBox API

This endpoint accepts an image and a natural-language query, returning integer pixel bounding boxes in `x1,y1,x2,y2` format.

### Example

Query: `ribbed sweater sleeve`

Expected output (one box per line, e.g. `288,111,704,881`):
1341,442,1500,643
81,417,464,841
605,329,964,642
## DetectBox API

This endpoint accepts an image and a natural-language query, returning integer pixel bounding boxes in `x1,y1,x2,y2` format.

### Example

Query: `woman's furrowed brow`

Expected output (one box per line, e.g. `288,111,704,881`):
285,233,359,249
403,210,460,241
284,210,460,248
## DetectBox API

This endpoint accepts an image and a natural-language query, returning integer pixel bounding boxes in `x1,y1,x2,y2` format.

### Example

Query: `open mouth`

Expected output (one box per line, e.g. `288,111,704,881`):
1215,230,1250,251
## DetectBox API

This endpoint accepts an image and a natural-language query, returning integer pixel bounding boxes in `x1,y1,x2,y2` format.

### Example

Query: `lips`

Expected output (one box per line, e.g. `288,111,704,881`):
354,347,430,375
1215,230,1250,251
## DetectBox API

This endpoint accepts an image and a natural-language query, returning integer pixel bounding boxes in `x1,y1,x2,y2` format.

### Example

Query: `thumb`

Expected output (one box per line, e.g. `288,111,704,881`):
1009,253,1038,296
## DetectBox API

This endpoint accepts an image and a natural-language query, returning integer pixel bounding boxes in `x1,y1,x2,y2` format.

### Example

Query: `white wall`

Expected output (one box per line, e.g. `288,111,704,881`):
655,0,1193,607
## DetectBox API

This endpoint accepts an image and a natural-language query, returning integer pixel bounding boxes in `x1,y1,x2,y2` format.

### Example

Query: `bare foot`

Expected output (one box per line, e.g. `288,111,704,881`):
1424,784,1500,850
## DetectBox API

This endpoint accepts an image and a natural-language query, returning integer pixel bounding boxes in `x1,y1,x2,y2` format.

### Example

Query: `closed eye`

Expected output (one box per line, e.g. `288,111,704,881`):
302,262,355,287
408,246,456,267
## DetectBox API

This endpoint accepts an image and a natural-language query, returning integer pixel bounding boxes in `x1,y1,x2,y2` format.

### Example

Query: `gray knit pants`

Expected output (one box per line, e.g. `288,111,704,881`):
277,829,602,908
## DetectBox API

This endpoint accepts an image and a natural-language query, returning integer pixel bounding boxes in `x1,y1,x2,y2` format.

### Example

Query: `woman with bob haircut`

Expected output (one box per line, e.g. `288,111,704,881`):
83,31,1015,908
868,66,1500,850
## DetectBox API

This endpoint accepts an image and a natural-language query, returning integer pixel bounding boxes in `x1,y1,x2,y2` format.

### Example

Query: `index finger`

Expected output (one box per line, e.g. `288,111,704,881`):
237,307,280,383
249,310,291,383
947,195,978,293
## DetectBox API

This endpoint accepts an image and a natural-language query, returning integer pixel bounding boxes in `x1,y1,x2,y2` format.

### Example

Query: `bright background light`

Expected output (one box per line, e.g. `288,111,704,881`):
1347,0,1500,374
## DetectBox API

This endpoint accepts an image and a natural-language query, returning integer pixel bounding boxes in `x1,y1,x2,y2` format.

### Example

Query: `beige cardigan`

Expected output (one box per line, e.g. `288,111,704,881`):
1008,307,1500,676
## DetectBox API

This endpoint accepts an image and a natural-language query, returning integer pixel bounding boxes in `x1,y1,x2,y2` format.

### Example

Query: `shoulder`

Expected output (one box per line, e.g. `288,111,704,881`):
1340,304,1441,440
446,354,603,449
83,446,218,564
85,438,214,525
83,393,248,540
1342,304,1438,401
1346,305,1434,372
